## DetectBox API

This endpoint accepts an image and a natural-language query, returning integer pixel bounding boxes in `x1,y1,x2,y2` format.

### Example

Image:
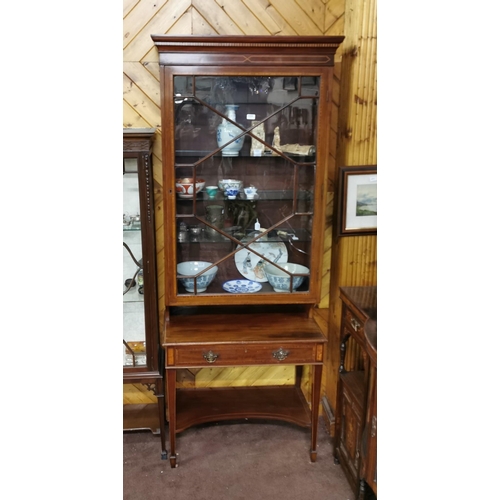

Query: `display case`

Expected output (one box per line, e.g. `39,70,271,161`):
152,35,344,467
334,286,377,499
123,128,166,458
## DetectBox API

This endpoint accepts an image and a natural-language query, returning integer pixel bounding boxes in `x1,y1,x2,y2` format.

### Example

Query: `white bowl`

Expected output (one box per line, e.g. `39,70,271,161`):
177,261,218,293
263,263,309,292
175,178,206,198
218,179,243,191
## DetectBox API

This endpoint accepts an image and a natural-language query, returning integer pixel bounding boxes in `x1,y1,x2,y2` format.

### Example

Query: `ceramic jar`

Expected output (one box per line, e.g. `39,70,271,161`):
217,105,244,156
205,204,225,236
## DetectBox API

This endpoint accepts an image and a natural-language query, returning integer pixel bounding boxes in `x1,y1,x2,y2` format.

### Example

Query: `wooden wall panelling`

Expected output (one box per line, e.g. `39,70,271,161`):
124,383,158,404
322,0,377,432
325,0,345,36
124,0,191,61
336,0,377,166
265,0,323,35
240,0,297,35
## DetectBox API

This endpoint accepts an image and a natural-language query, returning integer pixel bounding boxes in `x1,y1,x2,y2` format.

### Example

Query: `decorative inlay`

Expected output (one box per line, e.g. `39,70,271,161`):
316,344,323,361
167,347,174,366
143,153,152,224
154,41,342,49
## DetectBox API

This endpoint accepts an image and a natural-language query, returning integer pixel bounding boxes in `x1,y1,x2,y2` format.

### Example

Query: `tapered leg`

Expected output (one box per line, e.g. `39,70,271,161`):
156,378,167,460
310,364,322,462
166,369,178,468
357,479,366,500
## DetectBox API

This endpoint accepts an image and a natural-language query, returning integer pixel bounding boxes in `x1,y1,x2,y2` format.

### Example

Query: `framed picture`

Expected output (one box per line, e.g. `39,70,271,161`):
337,165,377,236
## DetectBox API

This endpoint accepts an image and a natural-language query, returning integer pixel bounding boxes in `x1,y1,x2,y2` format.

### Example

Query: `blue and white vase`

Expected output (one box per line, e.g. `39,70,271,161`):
217,105,244,156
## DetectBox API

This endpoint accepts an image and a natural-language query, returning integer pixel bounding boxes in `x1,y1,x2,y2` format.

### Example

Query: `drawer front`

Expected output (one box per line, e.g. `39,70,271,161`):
167,342,322,367
343,307,365,338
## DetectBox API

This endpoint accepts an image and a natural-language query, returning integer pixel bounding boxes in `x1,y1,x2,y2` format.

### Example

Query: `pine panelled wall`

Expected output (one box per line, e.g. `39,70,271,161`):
123,0,377,433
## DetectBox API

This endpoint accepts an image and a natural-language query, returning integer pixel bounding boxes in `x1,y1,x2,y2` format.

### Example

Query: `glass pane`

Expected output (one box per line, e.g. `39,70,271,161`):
123,158,146,366
172,75,319,295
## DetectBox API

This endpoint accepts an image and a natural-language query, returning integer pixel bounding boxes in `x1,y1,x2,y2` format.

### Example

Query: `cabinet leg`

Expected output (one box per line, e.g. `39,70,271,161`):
166,369,178,468
357,479,366,500
156,378,168,460
310,364,322,462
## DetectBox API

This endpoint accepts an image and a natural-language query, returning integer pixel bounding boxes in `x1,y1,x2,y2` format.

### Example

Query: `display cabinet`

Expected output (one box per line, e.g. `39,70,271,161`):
362,318,377,498
123,128,166,458
152,35,344,467
334,286,377,499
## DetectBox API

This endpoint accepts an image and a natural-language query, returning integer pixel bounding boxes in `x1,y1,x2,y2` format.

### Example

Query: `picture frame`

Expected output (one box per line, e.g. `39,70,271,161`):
337,165,377,236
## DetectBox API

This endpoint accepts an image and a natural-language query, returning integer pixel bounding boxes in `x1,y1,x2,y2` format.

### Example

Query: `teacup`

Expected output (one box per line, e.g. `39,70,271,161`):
244,186,258,199
225,187,239,199
205,186,218,199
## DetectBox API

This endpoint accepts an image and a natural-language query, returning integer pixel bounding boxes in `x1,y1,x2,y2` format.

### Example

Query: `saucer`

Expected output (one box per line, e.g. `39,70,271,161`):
222,280,262,293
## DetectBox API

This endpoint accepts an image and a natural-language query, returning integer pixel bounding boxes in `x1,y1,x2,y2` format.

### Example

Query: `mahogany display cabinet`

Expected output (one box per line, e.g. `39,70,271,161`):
151,35,344,468
334,286,377,499
123,128,166,458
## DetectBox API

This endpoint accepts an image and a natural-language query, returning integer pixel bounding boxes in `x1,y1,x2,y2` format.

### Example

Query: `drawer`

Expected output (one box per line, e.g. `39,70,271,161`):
167,342,322,367
343,307,365,338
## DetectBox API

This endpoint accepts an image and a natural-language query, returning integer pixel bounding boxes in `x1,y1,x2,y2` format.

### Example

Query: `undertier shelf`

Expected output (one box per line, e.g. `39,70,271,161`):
174,385,312,433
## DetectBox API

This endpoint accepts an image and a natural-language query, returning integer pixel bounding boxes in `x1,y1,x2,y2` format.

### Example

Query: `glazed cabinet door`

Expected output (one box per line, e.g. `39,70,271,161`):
123,129,160,377
166,72,329,304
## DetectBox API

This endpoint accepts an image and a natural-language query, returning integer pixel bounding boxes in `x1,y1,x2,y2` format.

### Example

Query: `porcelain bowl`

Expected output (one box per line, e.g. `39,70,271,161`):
218,179,243,192
175,178,206,198
177,261,218,293
263,263,310,292
225,187,240,199
205,186,219,198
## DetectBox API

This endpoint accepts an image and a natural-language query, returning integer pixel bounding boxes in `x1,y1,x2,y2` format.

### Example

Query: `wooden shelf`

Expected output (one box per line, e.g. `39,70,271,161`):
175,386,311,433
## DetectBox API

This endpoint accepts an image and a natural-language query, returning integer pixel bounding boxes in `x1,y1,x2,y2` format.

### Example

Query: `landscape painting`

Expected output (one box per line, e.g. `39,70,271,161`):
338,166,377,236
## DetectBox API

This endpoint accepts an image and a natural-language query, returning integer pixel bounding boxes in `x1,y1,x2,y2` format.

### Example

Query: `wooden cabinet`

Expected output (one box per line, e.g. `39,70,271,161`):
123,129,166,458
152,35,344,468
334,286,377,499
362,318,377,497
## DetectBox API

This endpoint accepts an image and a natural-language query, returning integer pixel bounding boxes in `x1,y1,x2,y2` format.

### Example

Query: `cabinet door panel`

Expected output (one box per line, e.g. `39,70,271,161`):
339,385,363,480
123,159,146,367
172,75,320,298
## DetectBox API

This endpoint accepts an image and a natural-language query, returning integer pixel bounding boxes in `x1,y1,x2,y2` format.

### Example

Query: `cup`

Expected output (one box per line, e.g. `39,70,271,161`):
225,188,239,199
244,186,258,199
205,186,218,199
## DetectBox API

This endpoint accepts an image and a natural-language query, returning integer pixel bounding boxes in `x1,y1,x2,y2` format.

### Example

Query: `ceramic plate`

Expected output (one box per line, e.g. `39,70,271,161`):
234,235,288,282
222,280,262,294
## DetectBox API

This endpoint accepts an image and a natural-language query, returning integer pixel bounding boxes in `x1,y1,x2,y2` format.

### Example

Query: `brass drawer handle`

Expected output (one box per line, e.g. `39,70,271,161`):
203,350,219,363
272,347,289,361
350,317,361,331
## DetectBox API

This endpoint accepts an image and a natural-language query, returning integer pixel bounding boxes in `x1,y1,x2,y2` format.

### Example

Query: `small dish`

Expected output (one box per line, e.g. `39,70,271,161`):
222,280,262,293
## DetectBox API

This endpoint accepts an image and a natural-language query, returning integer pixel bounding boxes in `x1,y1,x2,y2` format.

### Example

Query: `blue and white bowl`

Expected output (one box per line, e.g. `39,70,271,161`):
263,263,310,292
177,261,218,293
225,187,240,199
218,179,243,191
